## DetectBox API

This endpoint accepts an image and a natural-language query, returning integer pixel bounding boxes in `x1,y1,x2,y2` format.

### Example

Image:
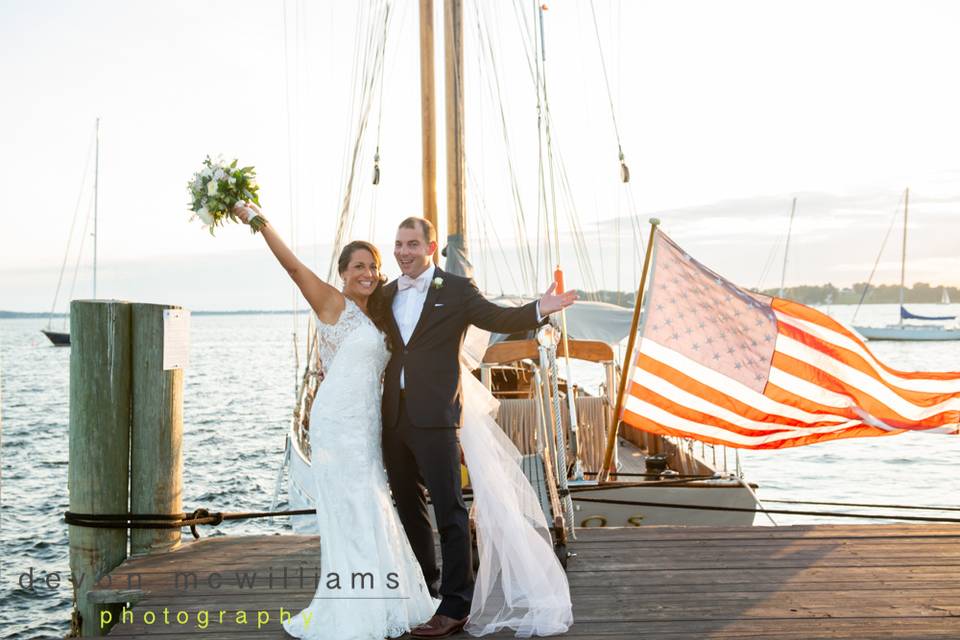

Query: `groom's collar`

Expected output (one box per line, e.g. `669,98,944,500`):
414,263,437,284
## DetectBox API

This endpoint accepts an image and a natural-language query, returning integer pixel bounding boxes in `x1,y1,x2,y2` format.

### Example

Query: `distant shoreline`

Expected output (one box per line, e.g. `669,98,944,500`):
5,300,957,320
5,283,958,318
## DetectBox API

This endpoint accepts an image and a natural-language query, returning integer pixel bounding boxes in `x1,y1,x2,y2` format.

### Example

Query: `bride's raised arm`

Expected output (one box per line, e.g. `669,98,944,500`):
233,201,345,324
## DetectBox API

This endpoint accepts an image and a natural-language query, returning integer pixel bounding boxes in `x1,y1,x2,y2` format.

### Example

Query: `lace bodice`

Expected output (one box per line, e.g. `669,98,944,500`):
316,297,388,378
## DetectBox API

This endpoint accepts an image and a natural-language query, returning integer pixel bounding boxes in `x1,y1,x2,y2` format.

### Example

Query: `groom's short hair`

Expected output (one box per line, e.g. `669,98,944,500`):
398,216,437,245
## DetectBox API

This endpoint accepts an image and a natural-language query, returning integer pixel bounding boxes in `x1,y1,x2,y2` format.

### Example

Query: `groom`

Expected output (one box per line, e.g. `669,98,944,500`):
381,217,576,638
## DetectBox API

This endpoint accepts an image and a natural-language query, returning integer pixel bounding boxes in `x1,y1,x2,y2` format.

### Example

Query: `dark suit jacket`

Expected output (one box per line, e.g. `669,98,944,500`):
382,267,544,429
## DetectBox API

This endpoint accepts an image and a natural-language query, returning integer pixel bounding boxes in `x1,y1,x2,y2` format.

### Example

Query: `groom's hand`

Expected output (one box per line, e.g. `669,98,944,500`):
538,281,577,316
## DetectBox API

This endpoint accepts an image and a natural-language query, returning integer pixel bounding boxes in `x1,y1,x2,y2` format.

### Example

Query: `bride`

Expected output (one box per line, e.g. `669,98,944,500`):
233,202,572,639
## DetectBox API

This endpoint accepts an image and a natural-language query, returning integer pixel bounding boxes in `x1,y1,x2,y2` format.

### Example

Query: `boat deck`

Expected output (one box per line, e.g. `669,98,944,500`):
94,524,960,639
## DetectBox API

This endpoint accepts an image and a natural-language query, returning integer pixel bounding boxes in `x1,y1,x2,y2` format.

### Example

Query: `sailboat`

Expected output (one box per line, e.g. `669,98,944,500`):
854,188,960,341
41,118,101,347
278,1,758,548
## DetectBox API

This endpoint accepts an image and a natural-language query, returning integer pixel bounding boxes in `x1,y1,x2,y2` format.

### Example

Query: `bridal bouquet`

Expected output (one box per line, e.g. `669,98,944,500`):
187,155,263,235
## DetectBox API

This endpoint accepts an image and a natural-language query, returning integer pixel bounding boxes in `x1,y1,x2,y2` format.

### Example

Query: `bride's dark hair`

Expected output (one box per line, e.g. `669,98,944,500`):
337,241,391,342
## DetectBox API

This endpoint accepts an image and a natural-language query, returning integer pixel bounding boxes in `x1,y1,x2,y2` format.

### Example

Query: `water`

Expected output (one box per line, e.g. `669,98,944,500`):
2,305,959,637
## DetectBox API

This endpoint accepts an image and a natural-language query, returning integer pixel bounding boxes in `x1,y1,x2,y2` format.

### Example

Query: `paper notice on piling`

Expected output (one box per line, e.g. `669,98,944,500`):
162,309,190,370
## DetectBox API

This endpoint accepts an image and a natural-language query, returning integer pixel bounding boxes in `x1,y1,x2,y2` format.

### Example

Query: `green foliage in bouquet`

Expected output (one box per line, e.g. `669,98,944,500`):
187,155,264,235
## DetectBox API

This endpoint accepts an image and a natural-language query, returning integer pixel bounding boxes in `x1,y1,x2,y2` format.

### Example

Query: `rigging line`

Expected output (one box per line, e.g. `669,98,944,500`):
545,122,601,297
588,0,626,163
467,166,517,294
66,197,95,315
595,218,605,295
475,1,536,292
367,0,394,237
334,0,368,238
756,233,784,291
508,0,537,86
327,0,390,280
530,1,547,284
853,191,905,324
536,5,562,268
344,3,380,242
615,209,622,305
342,1,376,244
368,1,411,234
49,123,96,329
282,0,302,393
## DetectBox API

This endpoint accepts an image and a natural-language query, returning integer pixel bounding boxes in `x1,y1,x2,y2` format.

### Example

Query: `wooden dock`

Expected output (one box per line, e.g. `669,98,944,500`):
91,524,960,639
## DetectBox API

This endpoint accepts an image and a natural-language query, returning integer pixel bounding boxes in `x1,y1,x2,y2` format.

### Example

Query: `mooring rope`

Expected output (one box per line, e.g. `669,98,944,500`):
64,489,960,540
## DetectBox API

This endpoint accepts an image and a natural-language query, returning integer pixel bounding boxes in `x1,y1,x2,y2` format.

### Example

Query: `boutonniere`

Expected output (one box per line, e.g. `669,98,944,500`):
432,276,444,290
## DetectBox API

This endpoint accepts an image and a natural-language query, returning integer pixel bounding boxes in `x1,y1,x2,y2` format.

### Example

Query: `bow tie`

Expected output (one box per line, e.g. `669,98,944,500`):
398,274,428,292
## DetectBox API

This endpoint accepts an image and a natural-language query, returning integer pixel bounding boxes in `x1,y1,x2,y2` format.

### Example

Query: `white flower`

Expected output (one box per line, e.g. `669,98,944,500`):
432,276,444,290
197,206,214,226
213,168,225,181
201,166,213,178
207,180,218,196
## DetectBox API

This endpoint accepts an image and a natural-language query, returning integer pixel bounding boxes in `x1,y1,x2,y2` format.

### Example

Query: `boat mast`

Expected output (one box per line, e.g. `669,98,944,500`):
442,0,470,276
779,197,796,299
93,116,100,299
419,0,439,265
899,188,909,327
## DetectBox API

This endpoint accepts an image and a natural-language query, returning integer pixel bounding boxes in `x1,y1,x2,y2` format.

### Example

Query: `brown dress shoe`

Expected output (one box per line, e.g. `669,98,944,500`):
409,614,469,638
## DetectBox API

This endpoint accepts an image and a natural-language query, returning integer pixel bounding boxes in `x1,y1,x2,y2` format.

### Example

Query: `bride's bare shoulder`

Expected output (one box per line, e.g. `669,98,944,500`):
315,292,347,326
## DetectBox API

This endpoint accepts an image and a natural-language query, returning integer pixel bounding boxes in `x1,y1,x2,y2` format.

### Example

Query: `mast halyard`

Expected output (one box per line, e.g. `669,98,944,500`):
899,187,909,327
779,197,796,299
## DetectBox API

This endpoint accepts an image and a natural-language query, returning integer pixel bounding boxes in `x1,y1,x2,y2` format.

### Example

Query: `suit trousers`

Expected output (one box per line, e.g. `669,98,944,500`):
381,393,474,619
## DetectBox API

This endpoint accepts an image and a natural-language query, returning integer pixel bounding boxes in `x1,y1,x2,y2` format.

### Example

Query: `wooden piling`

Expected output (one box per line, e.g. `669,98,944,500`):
68,300,132,636
129,303,184,556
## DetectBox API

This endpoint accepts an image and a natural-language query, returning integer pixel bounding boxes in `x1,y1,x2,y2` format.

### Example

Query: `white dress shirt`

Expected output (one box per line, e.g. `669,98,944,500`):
393,264,436,388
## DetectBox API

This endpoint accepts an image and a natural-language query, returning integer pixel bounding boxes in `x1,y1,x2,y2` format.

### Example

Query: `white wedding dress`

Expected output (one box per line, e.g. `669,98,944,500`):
283,298,437,639
283,298,572,639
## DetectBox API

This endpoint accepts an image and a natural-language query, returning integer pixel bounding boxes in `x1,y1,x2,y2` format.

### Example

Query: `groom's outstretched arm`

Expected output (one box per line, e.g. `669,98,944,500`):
462,279,545,335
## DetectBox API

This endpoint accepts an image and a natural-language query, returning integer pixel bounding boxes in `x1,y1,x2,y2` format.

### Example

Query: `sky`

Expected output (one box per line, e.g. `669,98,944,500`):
2,0,959,312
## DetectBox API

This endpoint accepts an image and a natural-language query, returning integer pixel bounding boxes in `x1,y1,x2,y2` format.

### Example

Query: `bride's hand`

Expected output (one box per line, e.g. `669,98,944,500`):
232,201,261,224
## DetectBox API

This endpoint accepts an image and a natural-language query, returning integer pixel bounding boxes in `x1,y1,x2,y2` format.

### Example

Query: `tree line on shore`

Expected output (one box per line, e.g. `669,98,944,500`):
578,283,958,308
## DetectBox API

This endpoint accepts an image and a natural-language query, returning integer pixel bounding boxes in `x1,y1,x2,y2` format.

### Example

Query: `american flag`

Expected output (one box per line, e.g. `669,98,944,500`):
621,229,960,449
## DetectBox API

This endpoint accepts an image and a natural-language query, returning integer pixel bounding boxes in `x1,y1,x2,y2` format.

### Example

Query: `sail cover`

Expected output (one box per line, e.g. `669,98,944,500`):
900,305,956,321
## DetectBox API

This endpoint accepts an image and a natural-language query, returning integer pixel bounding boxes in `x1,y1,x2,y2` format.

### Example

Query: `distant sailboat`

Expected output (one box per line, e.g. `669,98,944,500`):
941,287,951,305
42,118,100,346
854,188,960,341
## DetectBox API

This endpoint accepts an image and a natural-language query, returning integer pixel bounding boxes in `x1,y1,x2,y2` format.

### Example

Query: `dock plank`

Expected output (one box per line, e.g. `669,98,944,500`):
96,525,960,639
